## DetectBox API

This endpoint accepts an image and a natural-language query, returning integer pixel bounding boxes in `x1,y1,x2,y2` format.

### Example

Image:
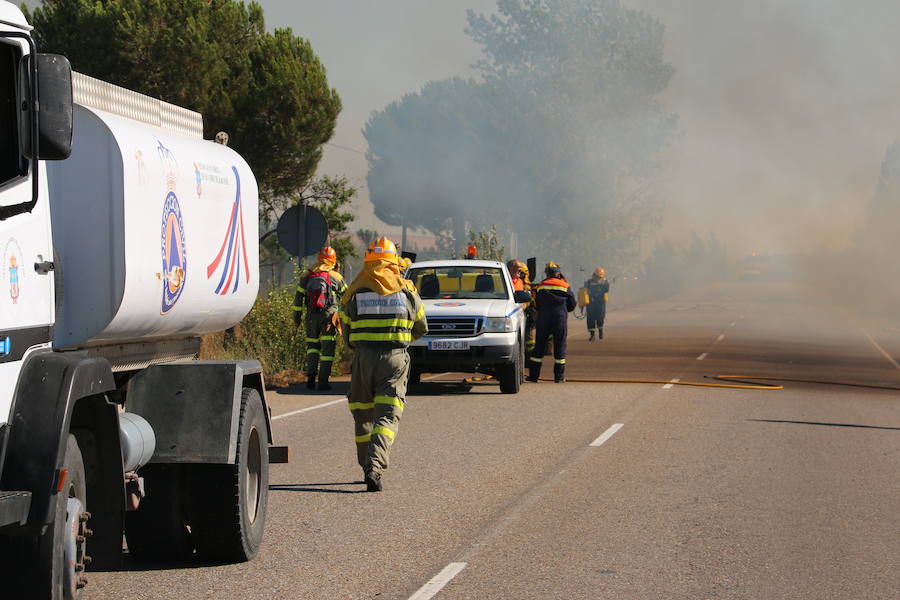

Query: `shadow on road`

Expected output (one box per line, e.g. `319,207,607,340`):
408,380,503,396
270,482,367,494
272,381,351,396
749,419,900,431
95,554,227,573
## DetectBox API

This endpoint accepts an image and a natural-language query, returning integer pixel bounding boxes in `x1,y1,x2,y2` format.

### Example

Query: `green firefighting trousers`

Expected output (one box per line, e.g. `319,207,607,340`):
305,308,338,383
348,346,409,476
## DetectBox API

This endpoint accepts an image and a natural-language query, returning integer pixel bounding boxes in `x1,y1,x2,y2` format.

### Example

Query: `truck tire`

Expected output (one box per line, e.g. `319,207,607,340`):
39,434,89,600
498,342,522,394
124,464,193,562
409,368,421,386
190,387,269,562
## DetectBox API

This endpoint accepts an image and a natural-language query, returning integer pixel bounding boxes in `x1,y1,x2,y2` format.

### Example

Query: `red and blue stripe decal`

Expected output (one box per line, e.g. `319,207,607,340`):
207,166,251,295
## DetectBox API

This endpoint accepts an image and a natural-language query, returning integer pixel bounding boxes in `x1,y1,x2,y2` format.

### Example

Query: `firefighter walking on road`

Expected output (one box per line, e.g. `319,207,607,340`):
527,262,577,383
340,237,427,492
579,267,610,341
293,246,347,391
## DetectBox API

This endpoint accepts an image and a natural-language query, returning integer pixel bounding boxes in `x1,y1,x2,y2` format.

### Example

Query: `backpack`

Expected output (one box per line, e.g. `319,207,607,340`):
306,270,333,310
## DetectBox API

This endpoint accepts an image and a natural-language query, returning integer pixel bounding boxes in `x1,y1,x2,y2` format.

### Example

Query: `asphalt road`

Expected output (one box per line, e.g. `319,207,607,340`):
90,281,900,599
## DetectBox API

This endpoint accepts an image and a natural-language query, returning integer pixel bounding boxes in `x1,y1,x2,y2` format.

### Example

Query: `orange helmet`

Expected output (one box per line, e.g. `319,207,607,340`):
318,246,337,263
594,267,605,279
466,244,478,259
364,237,398,262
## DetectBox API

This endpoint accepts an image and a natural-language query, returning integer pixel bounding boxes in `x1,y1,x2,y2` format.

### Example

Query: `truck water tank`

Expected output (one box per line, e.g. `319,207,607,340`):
47,104,259,348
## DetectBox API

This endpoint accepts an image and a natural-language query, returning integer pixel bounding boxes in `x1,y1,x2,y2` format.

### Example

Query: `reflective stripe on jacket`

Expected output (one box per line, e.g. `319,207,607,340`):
340,288,427,347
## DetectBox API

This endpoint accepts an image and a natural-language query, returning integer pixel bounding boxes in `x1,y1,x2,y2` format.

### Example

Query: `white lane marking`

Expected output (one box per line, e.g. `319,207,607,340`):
717,334,725,342
422,373,445,381
863,331,900,372
271,398,344,421
408,562,467,600
662,378,679,389
697,352,708,361
590,423,624,447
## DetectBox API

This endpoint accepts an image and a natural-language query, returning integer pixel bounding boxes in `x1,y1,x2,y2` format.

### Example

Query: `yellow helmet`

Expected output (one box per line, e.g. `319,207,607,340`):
400,256,412,268
364,236,398,262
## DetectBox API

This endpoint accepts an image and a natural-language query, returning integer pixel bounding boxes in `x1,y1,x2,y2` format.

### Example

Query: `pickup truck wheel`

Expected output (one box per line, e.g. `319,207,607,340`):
409,369,421,386
498,344,522,394
124,464,193,562
189,387,269,563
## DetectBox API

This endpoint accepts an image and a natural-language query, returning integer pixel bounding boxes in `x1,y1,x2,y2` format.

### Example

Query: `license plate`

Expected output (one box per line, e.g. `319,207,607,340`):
428,339,470,351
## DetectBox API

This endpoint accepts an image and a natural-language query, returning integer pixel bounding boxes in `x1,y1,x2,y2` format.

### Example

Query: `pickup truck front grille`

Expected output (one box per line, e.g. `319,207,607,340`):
426,316,482,337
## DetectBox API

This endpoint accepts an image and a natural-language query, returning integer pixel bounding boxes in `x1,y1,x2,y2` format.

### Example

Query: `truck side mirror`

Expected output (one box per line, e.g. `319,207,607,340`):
18,53,73,160
513,290,532,304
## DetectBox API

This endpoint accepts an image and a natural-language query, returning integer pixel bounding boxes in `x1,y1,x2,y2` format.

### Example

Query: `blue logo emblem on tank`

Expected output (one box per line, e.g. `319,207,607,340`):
160,192,187,314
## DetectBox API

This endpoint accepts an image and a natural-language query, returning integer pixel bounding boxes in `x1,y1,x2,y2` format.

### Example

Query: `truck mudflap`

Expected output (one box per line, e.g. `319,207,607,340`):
0,491,31,528
125,360,276,464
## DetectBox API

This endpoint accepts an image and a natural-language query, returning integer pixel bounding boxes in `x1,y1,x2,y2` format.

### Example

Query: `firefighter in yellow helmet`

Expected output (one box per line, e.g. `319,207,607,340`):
293,246,347,390
340,237,427,491
579,267,610,340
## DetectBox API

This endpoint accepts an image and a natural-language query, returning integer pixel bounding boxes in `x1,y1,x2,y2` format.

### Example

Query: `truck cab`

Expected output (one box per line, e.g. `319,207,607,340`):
405,259,531,393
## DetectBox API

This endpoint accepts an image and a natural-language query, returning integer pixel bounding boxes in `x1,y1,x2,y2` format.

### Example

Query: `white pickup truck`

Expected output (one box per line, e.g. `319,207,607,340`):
405,260,532,393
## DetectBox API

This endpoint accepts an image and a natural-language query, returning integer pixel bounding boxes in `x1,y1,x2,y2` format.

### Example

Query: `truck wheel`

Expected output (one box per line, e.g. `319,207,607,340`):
38,434,89,599
124,464,193,562
190,387,269,562
498,344,522,394
409,368,421,386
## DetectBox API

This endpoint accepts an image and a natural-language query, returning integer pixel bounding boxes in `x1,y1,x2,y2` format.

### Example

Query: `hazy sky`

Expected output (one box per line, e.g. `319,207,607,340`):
257,0,496,236
257,0,900,257
23,0,900,257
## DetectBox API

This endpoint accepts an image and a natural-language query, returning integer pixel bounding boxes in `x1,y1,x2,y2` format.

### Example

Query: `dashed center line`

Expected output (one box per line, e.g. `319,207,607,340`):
662,378,679,389
717,334,725,342
697,352,708,361
590,423,624,447
408,562,467,600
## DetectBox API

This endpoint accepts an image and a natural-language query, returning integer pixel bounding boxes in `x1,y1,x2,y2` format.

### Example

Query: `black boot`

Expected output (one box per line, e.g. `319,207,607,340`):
316,379,332,391
588,330,595,341
364,471,383,492
305,375,316,390
598,328,603,339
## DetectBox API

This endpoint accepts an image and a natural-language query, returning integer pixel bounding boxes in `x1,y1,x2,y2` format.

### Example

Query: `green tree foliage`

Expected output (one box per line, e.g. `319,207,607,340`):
364,0,675,275
27,0,341,209
468,225,505,261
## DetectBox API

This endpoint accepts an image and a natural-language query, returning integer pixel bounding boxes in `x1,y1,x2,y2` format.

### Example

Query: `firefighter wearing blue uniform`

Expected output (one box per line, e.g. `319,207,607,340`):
526,263,577,383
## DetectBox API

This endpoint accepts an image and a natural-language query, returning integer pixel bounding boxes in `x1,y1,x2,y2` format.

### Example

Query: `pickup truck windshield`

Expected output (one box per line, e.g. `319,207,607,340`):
408,266,509,300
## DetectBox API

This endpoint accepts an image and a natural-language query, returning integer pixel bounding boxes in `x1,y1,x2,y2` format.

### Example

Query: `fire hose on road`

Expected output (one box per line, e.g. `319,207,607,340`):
463,375,900,391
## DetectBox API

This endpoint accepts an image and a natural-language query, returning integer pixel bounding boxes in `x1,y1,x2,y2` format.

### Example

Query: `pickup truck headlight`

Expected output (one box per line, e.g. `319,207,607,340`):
484,317,515,332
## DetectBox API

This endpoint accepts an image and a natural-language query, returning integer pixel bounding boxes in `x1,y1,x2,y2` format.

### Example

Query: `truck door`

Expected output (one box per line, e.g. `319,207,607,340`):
0,38,54,419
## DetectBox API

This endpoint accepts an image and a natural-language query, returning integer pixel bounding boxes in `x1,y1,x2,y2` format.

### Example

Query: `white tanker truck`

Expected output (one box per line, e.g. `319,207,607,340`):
0,4,287,598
